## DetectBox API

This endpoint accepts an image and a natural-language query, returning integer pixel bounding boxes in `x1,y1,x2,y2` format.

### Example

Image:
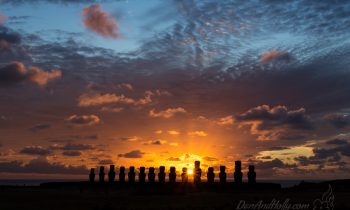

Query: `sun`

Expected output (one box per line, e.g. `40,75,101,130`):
187,169,193,175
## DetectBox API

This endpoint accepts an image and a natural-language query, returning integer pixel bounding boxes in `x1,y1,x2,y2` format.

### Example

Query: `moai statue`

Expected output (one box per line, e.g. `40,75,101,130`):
128,166,136,183
89,168,95,183
148,167,156,182
248,165,256,184
119,166,126,182
234,161,243,184
181,167,188,183
194,161,202,183
158,166,166,183
139,167,146,183
169,167,176,183
219,166,227,183
99,166,105,183
207,167,215,183
108,165,116,183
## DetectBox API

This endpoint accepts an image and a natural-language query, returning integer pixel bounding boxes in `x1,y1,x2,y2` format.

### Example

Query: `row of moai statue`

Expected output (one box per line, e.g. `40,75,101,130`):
89,161,256,184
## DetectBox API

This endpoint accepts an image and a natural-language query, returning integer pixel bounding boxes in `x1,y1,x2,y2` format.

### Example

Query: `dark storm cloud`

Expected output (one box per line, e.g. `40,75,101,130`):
295,142,350,167
30,123,51,132
0,157,88,174
19,146,52,156
62,151,82,156
234,105,313,140
118,150,145,158
326,139,348,145
324,114,350,129
254,158,296,170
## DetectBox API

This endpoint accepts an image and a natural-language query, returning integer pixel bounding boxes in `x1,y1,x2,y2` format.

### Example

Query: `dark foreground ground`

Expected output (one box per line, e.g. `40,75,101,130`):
0,180,349,210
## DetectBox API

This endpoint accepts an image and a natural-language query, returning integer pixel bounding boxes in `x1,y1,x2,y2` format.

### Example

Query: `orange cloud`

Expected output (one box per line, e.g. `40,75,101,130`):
0,62,62,87
149,107,186,118
260,50,290,64
216,115,234,126
188,131,208,137
167,130,180,135
82,4,120,39
0,13,7,25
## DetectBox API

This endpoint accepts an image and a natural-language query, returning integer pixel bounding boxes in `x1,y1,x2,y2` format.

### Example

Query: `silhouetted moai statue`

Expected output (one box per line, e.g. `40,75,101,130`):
248,165,256,184
219,166,227,183
128,166,135,183
139,167,146,183
158,166,166,183
234,161,243,184
169,167,176,183
181,167,188,182
119,166,126,182
99,166,105,183
108,165,115,183
89,168,95,183
194,161,202,184
207,167,215,183
148,167,156,182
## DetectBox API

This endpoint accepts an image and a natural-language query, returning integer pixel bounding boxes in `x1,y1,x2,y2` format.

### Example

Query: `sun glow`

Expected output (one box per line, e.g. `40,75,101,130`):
187,169,193,175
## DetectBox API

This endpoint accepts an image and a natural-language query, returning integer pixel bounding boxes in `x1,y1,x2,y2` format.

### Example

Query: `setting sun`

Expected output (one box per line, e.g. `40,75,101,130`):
187,169,193,175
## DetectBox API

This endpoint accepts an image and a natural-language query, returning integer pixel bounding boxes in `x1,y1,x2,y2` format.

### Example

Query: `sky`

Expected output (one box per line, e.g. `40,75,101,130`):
0,0,350,180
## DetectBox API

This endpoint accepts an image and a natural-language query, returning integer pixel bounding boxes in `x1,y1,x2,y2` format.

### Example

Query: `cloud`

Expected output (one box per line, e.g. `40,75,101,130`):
203,156,218,162
234,105,313,140
118,150,145,158
120,136,142,142
82,4,120,39
188,131,208,137
78,91,154,107
0,62,62,87
216,115,234,126
60,143,95,151
149,107,186,118
255,158,296,170
326,139,348,145
65,114,100,126
169,142,179,147
167,130,180,135
166,157,181,161
19,146,52,156
324,114,350,129
30,123,51,132
0,13,6,25
260,50,291,64
144,139,167,145
98,159,113,165
0,157,88,174
100,106,124,113
62,151,82,157
118,83,133,91
78,93,134,107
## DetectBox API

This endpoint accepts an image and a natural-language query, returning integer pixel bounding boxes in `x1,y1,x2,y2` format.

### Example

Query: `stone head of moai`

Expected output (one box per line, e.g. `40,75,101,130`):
159,166,165,173
140,166,145,173
120,166,125,173
100,166,105,173
110,165,115,172
235,160,242,169
249,165,255,172
208,167,214,173
182,167,188,173
195,161,200,169
149,167,155,173
170,167,176,173
220,166,226,172
90,168,95,174
129,166,135,172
